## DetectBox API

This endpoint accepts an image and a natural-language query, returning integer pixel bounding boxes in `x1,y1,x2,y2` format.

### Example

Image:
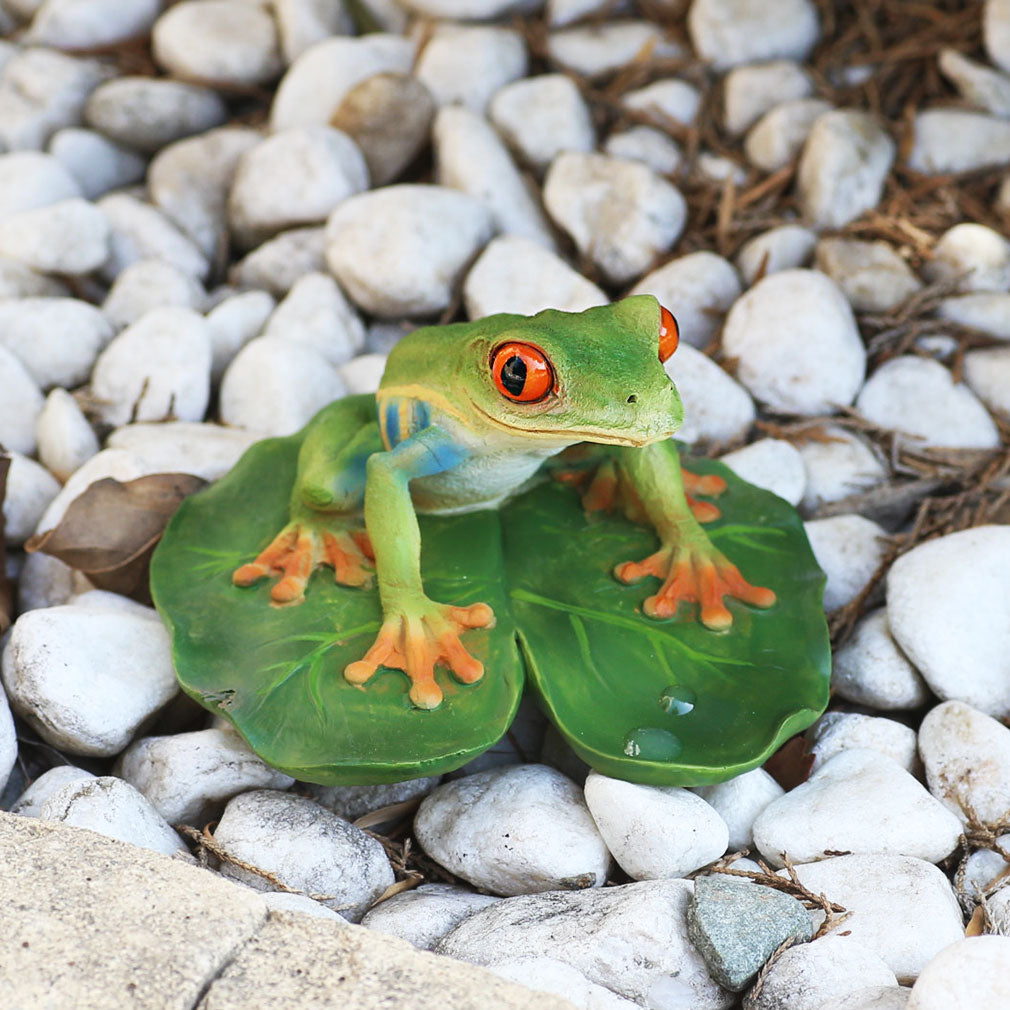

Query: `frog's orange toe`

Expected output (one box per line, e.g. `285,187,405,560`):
343,601,493,708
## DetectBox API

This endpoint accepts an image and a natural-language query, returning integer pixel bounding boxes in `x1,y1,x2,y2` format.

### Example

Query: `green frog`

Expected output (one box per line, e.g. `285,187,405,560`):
232,295,774,710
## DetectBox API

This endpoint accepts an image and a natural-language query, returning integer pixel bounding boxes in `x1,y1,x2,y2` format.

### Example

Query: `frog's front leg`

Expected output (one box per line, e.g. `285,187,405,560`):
233,396,378,604
612,441,775,630
343,426,494,710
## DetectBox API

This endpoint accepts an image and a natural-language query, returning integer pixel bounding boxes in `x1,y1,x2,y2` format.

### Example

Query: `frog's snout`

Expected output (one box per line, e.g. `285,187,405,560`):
624,383,683,443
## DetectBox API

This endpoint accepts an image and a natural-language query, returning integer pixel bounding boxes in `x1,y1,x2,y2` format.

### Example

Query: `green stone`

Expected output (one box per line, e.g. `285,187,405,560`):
687,875,814,991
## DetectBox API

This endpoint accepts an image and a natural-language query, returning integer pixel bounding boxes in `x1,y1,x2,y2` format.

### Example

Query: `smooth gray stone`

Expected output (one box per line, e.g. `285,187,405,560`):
687,875,813,991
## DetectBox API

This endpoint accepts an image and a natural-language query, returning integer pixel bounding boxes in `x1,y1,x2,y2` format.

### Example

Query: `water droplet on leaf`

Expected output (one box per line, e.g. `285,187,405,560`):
622,726,683,761
659,684,696,716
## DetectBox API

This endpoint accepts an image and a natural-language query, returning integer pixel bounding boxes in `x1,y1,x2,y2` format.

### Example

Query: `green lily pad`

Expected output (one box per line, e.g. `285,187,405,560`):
500,443,830,786
150,433,524,785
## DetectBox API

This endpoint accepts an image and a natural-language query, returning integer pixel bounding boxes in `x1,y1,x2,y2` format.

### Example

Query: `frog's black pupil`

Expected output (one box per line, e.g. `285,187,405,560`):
501,356,526,396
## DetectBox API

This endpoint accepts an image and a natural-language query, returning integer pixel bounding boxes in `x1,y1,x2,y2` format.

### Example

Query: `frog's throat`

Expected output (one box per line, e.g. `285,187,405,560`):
466,396,675,448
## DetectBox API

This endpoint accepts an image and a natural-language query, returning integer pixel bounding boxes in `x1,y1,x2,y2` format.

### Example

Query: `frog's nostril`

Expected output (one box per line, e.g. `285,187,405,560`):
627,394,638,404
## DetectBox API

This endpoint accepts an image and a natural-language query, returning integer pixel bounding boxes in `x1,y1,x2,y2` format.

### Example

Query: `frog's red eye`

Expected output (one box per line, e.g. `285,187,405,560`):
659,306,679,362
491,342,555,403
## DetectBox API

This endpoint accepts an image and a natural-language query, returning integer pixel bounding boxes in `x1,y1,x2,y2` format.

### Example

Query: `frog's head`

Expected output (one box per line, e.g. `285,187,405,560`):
460,295,684,447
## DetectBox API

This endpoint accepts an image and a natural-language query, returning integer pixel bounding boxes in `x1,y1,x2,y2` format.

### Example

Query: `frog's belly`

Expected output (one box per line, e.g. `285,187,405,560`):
411,447,558,515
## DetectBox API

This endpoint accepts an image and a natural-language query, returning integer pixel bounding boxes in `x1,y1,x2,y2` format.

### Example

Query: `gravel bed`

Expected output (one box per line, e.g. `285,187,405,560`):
1,0,1010,1007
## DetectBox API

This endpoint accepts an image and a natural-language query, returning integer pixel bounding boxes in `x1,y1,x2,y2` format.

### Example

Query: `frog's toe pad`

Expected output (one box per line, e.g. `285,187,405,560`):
616,545,775,630
343,601,495,709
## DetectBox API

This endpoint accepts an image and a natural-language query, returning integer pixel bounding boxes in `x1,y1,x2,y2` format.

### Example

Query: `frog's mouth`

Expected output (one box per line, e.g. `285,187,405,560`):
468,397,677,447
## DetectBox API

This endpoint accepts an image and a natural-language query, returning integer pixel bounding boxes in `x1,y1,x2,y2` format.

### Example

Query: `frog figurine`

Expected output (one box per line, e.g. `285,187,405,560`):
230,295,775,710
152,294,829,786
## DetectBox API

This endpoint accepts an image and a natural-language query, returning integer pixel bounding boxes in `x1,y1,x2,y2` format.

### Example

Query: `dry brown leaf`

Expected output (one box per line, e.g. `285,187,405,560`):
26,473,207,604
763,735,815,791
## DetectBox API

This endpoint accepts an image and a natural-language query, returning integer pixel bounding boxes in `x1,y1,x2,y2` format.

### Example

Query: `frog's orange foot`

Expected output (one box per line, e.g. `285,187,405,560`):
682,467,725,523
344,601,495,709
615,542,775,630
233,523,374,604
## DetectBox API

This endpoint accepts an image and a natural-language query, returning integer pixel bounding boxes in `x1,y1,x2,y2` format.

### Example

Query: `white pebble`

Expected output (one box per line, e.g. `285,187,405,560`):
808,712,917,773
48,127,147,200
988,0,1010,74
84,76,227,154
339,353,387,394
585,771,728,879
330,71,435,188
269,34,414,132
721,269,865,415
831,609,930,711
0,197,108,275
305,777,441,822
273,0,353,63
724,60,813,135
98,192,209,281
230,225,327,297
796,426,886,510
918,699,1010,823
736,225,817,285
545,0,610,28
35,387,99,482
603,126,682,176
815,238,922,312
0,256,68,299
544,151,686,285
0,150,81,223
117,727,295,826
0,344,44,456
923,223,1010,293
219,335,345,436
325,185,494,318
228,127,369,250
27,0,159,49
152,0,282,87
754,749,960,867
665,343,756,446
805,514,888,611
938,48,1010,118
856,356,999,450
0,297,112,389
360,883,500,950
908,109,1010,174
206,288,276,381
489,958,635,1010
414,764,611,896
39,776,185,855
748,936,898,1010
148,126,261,260
798,110,895,228
397,0,540,19
693,768,784,851
783,854,964,983
416,25,527,114
464,235,607,319
688,0,820,70
102,258,206,330
214,789,394,921
623,78,701,127
2,451,60,545
745,98,833,173
937,292,1010,339
263,272,365,367
547,22,683,79
435,879,728,1009
963,346,1010,417
719,438,807,506
1,605,177,757
488,73,595,172
11,764,96,817
0,47,107,152
90,306,212,427
262,892,349,922
433,105,556,250
105,422,261,482
906,935,1010,1009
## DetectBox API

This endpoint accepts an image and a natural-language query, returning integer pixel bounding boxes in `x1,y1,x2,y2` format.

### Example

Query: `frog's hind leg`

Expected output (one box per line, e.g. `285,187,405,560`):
233,396,381,604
